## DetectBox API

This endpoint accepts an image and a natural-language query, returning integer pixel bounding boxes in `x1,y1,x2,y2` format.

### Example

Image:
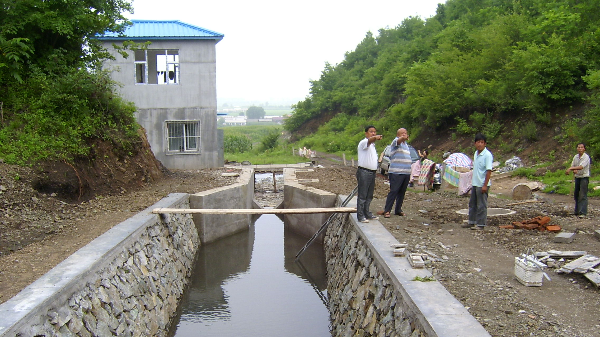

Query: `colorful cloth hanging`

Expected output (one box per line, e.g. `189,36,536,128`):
418,159,436,186
443,165,460,187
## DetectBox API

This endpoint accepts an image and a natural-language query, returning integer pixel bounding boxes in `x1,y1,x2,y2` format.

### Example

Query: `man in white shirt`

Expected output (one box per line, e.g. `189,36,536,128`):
566,143,591,217
356,125,382,223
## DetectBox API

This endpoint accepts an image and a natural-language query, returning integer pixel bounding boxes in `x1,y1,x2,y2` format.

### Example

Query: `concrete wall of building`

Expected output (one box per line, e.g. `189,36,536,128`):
136,107,220,170
100,39,221,169
101,40,217,109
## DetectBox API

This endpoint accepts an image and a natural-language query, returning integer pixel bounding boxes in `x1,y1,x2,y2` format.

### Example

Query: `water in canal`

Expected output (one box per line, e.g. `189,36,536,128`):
170,214,331,336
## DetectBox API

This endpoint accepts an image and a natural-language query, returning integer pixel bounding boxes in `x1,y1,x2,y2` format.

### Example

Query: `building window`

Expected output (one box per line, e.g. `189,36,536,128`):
166,121,200,153
135,49,179,85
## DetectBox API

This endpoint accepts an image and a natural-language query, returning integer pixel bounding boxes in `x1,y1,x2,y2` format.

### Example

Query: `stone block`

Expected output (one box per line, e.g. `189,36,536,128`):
554,232,575,243
393,248,406,256
595,230,600,240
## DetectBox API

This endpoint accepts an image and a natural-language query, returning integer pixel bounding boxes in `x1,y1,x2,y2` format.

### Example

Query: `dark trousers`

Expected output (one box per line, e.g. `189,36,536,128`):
384,173,410,214
356,168,376,220
468,186,488,226
574,177,589,215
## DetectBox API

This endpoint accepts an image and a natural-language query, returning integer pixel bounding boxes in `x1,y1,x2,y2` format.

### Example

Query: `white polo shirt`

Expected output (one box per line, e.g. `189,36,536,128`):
357,138,378,170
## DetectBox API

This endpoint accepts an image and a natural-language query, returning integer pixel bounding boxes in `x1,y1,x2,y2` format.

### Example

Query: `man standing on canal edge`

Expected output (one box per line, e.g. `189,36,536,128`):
381,128,411,218
356,125,382,223
466,133,493,230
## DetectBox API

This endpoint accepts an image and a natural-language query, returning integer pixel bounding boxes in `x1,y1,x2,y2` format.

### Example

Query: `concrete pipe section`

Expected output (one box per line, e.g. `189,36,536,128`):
455,208,516,216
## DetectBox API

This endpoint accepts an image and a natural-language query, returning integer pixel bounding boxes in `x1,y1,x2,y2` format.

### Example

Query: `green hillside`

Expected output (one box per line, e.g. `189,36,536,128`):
284,0,600,159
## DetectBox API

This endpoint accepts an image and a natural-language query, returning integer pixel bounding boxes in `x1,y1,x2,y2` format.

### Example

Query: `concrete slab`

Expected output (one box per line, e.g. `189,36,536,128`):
554,232,575,243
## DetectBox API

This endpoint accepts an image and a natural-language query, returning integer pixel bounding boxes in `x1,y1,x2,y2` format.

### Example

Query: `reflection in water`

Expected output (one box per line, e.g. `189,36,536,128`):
172,214,330,337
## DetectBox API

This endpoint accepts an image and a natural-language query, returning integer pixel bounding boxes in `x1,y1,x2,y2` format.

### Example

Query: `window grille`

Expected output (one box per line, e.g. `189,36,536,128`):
166,121,200,153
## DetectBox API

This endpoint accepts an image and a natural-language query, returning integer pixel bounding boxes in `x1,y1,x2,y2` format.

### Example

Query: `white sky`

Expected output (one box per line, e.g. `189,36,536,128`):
127,0,443,106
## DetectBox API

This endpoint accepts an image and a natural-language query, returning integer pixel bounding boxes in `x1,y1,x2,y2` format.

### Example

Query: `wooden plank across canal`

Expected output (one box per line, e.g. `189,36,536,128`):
152,207,356,214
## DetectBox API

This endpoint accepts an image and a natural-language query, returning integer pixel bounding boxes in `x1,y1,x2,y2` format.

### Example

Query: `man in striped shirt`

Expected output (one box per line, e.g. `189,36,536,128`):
382,128,412,218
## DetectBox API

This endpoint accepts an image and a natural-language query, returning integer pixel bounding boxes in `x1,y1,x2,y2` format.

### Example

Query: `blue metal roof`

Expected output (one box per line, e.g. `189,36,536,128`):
97,20,223,41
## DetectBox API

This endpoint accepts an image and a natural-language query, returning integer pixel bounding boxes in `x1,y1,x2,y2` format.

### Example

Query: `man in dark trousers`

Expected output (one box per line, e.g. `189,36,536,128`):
356,125,382,223
382,128,411,218
466,133,493,230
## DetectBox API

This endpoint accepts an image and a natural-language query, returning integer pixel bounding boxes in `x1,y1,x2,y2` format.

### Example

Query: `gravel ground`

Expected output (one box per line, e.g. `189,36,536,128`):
1,160,599,337
296,165,600,337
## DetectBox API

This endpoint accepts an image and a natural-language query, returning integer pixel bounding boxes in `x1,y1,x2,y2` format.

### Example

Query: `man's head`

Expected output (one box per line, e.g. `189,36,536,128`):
474,133,487,152
577,143,586,155
396,128,408,142
365,125,377,138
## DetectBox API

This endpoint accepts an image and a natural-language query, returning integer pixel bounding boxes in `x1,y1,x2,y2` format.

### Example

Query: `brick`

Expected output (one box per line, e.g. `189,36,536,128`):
499,225,514,229
546,225,561,232
553,232,575,243
538,216,551,226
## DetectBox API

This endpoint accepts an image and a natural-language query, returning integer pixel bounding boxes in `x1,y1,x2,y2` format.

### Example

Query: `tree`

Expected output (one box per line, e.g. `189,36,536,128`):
246,106,266,119
0,0,133,84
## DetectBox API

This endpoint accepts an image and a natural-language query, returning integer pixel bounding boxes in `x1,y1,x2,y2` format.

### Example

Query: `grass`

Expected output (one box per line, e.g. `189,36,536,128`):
511,165,600,197
225,149,309,165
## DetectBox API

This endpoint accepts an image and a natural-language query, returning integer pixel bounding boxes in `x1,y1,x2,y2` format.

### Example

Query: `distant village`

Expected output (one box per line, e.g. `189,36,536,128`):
217,105,291,126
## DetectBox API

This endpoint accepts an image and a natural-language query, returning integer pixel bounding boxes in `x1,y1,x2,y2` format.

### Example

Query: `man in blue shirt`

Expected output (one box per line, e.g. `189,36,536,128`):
382,128,412,218
467,133,493,230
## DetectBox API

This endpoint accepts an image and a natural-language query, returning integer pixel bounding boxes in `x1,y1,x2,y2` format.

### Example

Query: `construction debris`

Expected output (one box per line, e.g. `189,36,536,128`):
558,255,600,274
534,250,600,287
408,253,426,268
553,232,576,243
393,248,406,257
499,216,561,232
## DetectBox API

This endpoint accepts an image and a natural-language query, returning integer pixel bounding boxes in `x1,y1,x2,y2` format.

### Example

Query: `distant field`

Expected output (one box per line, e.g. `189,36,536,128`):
264,109,292,116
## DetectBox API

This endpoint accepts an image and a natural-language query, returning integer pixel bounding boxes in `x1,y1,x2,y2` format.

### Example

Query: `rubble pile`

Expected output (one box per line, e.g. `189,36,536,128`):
535,251,600,287
499,216,561,232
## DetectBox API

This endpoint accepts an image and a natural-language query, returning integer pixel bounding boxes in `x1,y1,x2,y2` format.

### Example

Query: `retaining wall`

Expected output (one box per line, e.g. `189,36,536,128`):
283,168,337,241
190,168,255,243
324,197,490,337
0,193,198,336
0,168,256,337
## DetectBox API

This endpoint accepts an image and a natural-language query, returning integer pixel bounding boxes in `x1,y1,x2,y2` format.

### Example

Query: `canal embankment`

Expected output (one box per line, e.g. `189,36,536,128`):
0,166,489,337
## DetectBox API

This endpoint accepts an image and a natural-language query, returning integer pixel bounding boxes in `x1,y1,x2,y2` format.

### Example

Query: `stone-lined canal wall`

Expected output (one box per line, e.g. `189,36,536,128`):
0,194,197,336
324,199,490,337
0,169,256,337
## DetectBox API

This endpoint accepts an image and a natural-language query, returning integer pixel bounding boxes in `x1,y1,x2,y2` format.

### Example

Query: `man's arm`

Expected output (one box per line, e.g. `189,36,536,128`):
482,170,492,193
367,135,382,146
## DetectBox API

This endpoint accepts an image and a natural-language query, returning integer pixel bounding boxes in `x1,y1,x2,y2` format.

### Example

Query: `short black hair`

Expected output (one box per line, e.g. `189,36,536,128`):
365,125,376,132
474,133,487,143
577,142,586,149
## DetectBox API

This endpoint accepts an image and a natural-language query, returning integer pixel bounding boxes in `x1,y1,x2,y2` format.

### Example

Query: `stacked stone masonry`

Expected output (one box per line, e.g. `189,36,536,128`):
325,213,427,337
0,196,199,336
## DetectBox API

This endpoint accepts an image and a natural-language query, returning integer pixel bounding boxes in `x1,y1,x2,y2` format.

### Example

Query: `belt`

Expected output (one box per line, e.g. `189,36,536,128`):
358,166,376,172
